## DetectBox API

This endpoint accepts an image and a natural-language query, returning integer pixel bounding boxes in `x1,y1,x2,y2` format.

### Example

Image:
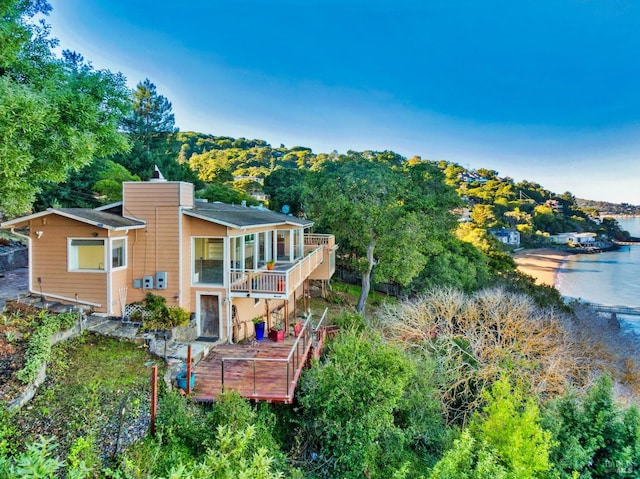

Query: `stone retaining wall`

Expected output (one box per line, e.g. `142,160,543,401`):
8,322,83,409
0,246,28,273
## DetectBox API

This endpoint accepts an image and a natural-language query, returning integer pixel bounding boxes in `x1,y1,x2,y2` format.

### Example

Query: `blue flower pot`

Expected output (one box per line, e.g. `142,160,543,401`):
255,321,265,340
176,370,195,390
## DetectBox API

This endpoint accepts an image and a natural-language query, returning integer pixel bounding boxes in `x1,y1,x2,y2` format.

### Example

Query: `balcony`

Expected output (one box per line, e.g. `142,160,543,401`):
228,234,334,299
230,244,324,299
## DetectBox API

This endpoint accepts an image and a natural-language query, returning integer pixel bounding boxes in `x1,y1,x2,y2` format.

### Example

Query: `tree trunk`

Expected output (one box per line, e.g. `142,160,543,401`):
356,242,375,315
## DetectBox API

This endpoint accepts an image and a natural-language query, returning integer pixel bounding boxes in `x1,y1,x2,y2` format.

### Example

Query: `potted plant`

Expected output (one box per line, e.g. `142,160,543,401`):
269,321,285,342
266,259,276,270
176,369,196,390
253,317,266,341
293,320,303,337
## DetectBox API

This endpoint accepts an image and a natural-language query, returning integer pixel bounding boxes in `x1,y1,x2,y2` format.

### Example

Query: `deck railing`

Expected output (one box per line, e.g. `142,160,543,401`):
304,233,335,247
229,245,324,296
220,314,315,402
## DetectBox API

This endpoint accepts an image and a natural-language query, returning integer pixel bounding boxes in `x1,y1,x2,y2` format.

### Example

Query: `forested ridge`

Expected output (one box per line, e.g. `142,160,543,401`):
2,1,640,478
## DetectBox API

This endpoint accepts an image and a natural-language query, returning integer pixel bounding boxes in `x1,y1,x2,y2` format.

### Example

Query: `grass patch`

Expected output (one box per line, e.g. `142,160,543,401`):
14,332,165,465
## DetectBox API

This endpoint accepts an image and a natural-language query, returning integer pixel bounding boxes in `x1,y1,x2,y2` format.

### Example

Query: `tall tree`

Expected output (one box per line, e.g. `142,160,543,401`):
114,78,190,181
0,1,130,217
305,151,460,314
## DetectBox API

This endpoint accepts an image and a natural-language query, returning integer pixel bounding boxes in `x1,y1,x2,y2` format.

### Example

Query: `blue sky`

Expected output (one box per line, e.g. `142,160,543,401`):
47,0,640,204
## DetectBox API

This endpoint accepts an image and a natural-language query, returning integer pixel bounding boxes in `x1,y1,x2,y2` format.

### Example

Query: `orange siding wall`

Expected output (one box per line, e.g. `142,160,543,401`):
28,215,108,310
110,267,130,315
183,217,229,313
123,182,190,307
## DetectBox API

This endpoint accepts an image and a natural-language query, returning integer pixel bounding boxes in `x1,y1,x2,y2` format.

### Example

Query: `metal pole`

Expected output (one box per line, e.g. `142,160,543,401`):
221,360,225,393
150,365,158,437
186,345,192,394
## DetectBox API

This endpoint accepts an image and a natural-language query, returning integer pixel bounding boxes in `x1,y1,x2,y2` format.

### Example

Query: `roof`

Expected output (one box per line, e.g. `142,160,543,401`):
0,208,146,231
183,202,313,229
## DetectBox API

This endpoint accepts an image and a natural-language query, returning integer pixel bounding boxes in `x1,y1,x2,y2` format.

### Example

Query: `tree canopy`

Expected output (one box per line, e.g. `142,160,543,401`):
305,151,462,313
0,0,131,217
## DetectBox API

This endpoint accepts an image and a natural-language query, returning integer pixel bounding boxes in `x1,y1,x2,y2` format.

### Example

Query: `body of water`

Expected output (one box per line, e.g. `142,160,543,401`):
556,217,640,333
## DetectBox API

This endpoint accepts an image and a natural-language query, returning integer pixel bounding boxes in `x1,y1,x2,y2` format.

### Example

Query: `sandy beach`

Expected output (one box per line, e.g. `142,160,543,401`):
513,248,572,287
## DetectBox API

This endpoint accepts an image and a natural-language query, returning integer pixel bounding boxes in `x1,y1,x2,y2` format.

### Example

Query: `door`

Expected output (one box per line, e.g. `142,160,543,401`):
199,294,220,339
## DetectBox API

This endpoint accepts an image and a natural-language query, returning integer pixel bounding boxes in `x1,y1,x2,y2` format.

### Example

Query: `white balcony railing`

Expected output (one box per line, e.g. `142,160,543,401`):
230,244,324,297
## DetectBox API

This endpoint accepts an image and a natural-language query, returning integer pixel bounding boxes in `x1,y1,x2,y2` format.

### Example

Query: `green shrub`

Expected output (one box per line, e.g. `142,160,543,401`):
430,377,553,479
542,375,640,478
166,307,191,327
332,311,366,332
15,311,79,384
298,330,415,478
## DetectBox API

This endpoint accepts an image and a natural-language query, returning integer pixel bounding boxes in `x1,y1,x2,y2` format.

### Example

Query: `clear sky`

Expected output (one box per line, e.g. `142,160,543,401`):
46,0,640,204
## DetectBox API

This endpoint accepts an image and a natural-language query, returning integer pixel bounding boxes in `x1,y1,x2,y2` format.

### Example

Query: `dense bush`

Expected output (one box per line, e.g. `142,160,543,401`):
117,391,294,478
542,375,640,478
297,330,421,478
430,377,553,479
15,311,78,384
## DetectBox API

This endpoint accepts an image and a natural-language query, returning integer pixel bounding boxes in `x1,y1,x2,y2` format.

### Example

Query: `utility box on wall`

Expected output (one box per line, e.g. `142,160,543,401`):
133,278,142,289
143,275,154,289
156,271,167,290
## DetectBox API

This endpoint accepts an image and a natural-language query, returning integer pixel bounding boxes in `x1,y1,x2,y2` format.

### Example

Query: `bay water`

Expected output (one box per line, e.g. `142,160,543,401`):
556,217,640,333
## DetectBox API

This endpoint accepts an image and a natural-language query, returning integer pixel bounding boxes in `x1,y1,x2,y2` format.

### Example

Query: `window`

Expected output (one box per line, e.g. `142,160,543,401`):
69,239,105,271
194,238,224,284
112,239,126,268
69,238,127,272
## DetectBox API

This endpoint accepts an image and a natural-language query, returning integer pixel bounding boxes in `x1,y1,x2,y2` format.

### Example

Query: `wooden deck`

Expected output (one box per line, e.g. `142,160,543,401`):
191,327,314,404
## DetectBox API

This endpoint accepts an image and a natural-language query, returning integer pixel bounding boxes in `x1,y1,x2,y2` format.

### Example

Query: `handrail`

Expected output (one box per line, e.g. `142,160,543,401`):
229,244,323,295
220,314,314,400
314,307,329,334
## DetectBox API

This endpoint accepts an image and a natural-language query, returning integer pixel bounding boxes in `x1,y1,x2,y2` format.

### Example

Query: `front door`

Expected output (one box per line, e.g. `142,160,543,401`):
199,294,220,340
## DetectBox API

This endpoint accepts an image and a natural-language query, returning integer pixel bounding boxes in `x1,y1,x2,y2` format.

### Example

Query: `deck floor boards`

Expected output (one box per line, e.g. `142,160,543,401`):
191,335,311,403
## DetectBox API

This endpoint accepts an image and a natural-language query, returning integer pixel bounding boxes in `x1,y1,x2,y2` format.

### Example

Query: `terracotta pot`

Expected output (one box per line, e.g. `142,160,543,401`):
269,328,285,342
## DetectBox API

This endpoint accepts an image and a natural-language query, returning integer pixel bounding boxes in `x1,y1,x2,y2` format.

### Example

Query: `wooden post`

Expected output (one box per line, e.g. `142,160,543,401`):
292,291,296,336
150,365,158,437
266,300,271,330
186,345,192,395
284,300,289,336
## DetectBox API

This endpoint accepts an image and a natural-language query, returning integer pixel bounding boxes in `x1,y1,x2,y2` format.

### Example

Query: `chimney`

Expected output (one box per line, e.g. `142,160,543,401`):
150,165,166,182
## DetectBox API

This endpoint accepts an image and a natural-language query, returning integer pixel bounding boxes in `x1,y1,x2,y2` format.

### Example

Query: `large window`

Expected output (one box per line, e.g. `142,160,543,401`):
69,238,127,272
194,238,224,284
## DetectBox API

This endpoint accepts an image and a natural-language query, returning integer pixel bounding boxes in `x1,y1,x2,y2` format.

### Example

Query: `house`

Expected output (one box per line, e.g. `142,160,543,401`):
489,228,521,247
568,232,596,245
0,176,337,344
549,232,574,245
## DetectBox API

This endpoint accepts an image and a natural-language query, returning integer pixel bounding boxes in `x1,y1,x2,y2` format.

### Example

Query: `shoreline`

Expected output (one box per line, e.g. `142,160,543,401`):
513,248,572,288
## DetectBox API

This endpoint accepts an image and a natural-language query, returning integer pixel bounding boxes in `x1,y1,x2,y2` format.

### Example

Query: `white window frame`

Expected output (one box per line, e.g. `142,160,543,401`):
68,237,127,273
192,237,225,285
111,238,127,270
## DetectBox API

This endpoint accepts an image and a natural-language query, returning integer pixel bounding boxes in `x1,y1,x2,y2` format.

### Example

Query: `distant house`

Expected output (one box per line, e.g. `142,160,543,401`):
545,199,563,212
549,232,574,245
569,232,596,245
489,228,521,247
1,176,337,344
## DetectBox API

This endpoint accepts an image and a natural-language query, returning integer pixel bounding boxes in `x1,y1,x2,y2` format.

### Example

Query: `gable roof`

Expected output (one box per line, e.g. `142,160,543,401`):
183,202,313,229
0,208,146,231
